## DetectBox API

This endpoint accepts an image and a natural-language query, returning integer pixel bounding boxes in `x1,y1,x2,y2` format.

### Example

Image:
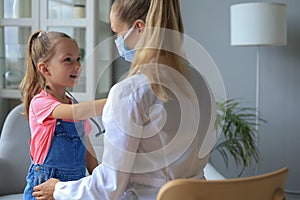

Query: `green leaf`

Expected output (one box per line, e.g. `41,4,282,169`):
213,98,267,176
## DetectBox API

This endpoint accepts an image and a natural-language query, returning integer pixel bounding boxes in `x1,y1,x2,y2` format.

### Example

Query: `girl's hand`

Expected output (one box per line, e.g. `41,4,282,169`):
32,178,60,200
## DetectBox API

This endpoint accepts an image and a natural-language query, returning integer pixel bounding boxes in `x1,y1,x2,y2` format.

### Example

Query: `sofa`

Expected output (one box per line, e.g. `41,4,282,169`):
0,104,224,199
0,104,30,199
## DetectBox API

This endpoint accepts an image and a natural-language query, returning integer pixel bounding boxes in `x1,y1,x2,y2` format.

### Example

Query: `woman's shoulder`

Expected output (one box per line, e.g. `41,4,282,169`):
117,73,148,87
112,73,149,92
109,73,154,101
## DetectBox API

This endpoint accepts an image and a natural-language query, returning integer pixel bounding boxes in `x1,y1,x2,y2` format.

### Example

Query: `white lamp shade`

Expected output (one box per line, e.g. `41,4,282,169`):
231,2,287,46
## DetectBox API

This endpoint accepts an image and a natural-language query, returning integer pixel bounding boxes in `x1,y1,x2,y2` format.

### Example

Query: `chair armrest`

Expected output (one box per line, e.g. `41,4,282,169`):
0,157,28,196
0,158,14,196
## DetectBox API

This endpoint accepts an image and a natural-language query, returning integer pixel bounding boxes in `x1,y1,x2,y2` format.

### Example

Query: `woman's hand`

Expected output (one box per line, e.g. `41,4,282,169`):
32,178,60,200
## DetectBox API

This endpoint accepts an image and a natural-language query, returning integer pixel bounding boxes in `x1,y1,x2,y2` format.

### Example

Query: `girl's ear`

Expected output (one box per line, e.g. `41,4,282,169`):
37,62,50,76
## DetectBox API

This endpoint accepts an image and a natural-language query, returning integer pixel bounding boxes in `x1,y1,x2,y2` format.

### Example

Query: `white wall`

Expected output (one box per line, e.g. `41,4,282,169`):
180,0,300,198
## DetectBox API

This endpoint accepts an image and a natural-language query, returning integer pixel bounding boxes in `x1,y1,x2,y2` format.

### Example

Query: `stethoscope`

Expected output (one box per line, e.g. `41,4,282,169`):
66,90,105,137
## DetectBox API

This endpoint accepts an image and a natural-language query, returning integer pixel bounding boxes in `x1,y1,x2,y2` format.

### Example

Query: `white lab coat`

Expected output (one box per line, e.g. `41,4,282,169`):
54,67,215,200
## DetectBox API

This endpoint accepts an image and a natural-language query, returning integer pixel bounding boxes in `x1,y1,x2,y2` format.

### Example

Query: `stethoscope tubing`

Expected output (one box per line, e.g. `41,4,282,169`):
65,90,105,137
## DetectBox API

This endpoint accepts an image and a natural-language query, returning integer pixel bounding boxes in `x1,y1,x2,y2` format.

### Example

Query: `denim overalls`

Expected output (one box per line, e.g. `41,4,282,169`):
23,119,86,200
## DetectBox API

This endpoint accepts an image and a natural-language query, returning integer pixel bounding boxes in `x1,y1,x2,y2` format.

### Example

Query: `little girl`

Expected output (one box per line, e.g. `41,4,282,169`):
20,30,106,199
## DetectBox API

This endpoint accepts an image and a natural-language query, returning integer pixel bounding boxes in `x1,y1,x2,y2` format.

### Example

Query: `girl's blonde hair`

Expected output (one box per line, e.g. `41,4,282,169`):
19,30,72,120
128,0,190,102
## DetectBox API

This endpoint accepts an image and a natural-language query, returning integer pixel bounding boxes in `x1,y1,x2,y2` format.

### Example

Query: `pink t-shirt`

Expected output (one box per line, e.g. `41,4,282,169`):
29,90,92,164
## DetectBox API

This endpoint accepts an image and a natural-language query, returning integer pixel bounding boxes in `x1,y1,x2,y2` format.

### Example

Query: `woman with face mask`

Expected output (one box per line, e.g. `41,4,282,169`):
112,0,149,63
32,0,216,199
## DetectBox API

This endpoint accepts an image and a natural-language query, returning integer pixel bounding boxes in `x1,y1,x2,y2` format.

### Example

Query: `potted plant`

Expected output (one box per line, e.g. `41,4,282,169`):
213,99,266,176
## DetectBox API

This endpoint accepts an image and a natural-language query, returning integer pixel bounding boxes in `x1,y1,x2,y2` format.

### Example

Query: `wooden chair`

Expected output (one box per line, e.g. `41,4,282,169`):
157,167,288,200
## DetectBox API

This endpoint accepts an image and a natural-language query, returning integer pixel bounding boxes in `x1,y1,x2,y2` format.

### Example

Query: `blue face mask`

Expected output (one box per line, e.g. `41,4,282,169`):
115,26,136,62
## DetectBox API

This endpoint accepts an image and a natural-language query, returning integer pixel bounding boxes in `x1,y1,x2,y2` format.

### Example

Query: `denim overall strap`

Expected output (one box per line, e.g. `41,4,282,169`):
42,119,86,181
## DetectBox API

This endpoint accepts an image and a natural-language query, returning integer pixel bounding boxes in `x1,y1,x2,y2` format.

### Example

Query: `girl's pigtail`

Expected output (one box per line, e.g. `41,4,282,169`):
20,30,44,120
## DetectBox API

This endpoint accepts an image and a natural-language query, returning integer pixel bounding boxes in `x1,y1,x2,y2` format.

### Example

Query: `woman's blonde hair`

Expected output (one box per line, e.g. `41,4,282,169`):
19,30,72,120
128,0,189,102
112,0,151,27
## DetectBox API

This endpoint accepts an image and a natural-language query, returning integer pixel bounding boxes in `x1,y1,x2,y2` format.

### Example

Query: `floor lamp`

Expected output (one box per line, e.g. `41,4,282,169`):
230,2,287,173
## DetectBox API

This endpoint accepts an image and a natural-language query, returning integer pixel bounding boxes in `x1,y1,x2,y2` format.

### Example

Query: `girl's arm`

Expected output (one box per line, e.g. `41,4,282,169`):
85,136,98,174
51,98,107,120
